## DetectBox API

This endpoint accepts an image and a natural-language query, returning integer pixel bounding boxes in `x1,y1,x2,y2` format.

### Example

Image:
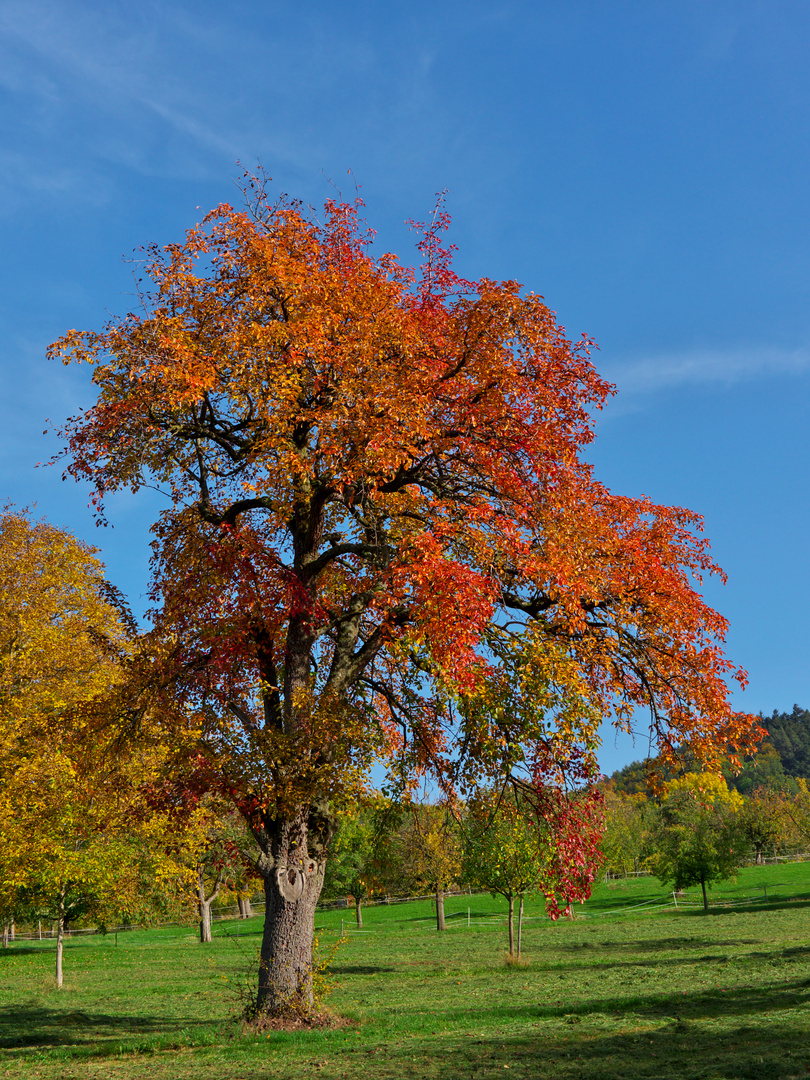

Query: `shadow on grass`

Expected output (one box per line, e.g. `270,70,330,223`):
441,972,810,1028
328,966,397,975
0,1004,215,1054
246,1005,810,1080
419,1018,810,1080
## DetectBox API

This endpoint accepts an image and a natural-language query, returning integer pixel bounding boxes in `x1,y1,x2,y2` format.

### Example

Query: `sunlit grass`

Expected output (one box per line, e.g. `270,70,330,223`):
2,863,810,1078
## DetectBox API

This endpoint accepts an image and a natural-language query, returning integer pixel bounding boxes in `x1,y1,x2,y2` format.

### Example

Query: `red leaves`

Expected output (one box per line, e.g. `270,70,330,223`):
49,177,759,819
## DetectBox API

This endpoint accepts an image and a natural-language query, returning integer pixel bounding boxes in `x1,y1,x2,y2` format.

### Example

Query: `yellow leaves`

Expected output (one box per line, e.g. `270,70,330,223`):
665,771,744,811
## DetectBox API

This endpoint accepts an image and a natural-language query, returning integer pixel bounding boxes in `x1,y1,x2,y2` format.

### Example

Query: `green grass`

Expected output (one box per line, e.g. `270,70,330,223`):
2,864,810,1079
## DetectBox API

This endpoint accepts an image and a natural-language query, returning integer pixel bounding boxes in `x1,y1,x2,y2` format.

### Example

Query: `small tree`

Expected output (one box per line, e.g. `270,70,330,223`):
740,787,790,864
321,811,377,928
600,790,654,878
649,773,748,911
462,790,545,957
395,805,461,931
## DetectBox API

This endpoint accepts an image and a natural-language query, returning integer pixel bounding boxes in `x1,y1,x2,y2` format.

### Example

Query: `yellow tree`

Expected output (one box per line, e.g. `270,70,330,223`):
398,804,462,931
649,773,747,912
0,509,175,986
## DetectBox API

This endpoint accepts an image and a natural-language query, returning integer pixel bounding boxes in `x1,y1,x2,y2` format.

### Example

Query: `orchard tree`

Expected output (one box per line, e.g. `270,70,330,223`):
600,790,653,878
740,787,790,864
462,789,544,957
0,509,134,761
0,510,174,986
0,748,179,986
649,773,748,911
51,175,760,1015
320,809,376,927
396,803,461,930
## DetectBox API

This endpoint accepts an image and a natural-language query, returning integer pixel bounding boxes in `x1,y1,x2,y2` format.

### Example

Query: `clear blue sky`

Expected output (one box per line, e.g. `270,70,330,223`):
2,0,808,774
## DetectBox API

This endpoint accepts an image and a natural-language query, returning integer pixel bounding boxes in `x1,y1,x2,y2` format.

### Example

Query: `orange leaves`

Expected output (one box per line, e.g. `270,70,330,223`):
49,177,759,819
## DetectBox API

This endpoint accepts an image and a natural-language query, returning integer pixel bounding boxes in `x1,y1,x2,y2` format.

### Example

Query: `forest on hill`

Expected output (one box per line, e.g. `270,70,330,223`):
608,705,810,796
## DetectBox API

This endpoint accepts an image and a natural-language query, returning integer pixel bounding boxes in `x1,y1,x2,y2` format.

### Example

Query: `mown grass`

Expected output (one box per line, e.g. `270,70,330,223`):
2,864,810,1079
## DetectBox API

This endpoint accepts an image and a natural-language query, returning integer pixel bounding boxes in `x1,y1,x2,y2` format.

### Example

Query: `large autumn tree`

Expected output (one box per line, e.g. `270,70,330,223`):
50,175,759,1015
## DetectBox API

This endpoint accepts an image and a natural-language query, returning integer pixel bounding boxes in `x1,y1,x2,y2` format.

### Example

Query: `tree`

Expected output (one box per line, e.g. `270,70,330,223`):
463,790,545,957
0,747,178,986
599,790,653,878
739,786,790,863
321,809,377,927
397,804,461,931
0,509,170,986
50,174,761,1015
649,773,748,911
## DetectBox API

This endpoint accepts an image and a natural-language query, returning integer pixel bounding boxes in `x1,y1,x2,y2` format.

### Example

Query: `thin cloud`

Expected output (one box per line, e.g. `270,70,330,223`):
606,346,810,396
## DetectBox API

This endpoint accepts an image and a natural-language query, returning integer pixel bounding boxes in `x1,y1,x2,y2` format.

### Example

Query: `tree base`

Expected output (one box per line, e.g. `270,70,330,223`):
242,1001,353,1033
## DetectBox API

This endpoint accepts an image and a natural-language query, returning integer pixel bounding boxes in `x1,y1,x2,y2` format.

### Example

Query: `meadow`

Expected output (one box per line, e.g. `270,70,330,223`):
2,864,810,1080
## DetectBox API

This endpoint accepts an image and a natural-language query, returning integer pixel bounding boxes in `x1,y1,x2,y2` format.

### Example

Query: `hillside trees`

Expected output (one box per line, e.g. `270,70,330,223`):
50,176,760,1015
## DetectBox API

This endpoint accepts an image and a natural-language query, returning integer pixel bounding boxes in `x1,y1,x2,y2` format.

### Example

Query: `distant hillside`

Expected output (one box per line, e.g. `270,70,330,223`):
606,704,809,796
758,705,810,778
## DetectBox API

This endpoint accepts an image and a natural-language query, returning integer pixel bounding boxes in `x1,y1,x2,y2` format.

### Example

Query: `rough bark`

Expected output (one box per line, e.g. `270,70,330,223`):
255,807,330,1015
237,895,253,919
436,889,446,932
507,894,515,956
355,896,363,929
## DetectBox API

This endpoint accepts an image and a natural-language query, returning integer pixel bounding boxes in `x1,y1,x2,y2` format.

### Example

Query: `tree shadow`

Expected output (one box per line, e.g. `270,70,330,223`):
432,1017,810,1080
0,1004,213,1053
441,971,810,1028
328,966,397,975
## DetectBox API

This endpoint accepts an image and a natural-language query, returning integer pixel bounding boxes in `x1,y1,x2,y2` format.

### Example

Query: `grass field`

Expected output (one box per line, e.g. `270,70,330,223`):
2,863,810,1079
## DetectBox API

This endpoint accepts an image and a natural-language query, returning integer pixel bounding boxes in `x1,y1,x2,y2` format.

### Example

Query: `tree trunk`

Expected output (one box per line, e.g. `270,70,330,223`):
56,912,65,989
237,895,253,919
436,889,446,932
256,810,327,1016
9,921,13,941
198,865,219,943
517,895,524,959
355,896,363,929
701,878,709,912
2,924,8,948
507,894,515,956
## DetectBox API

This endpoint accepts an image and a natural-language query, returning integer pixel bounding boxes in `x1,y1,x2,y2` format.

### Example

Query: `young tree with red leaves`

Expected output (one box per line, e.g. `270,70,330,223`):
51,174,760,1015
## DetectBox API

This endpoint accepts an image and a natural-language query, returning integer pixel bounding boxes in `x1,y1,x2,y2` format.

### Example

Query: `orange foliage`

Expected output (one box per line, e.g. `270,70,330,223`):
50,174,761,811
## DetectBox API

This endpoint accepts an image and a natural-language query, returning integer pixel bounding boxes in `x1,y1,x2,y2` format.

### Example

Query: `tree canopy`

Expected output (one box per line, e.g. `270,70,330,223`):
49,176,760,1013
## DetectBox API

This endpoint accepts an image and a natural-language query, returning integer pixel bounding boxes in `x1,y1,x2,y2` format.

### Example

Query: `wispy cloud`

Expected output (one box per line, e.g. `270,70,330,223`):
605,345,810,397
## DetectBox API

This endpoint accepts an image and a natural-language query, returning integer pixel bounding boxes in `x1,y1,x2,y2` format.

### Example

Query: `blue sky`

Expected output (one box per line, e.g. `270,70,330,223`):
1,0,808,774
